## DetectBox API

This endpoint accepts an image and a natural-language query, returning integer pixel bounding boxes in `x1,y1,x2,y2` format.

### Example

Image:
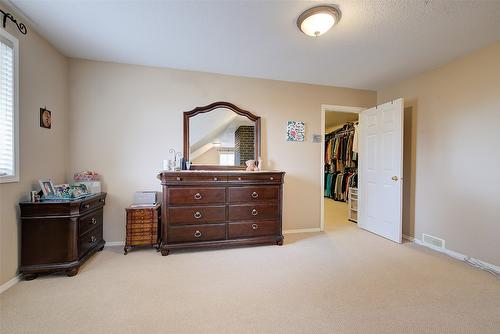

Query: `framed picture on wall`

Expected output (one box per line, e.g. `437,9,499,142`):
40,107,52,129
38,179,56,197
286,120,305,142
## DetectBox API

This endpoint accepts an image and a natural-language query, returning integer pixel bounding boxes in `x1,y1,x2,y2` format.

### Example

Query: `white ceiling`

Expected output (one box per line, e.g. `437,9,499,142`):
9,0,500,89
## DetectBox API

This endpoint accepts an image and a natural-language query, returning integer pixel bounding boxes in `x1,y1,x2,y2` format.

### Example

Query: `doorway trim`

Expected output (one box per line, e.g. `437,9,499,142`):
320,104,366,231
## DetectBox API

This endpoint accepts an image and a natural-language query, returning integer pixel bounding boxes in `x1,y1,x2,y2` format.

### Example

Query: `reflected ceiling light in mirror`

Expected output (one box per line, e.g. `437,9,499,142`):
297,5,341,37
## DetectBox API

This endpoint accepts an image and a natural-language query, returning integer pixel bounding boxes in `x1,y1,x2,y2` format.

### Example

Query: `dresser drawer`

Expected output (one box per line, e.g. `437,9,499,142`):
227,173,282,183
228,221,279,239
79,208,103,236
164,174,227,183
80,196,105,213
168,187,226,205
79,225,103,257
167,224,226,243
228,204,279,221
228,186,279,203
169,206,225,225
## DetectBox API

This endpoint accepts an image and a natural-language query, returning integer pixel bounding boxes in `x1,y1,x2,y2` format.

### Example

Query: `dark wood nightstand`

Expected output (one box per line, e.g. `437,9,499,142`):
124,204,161,254
19,193,107,280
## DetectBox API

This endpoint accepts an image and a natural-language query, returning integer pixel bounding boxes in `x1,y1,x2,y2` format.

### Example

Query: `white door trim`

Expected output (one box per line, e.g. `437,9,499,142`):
320,105,366,231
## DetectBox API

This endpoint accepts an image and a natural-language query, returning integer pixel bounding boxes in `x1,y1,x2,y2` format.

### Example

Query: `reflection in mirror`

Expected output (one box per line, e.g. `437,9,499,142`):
189,108,256,167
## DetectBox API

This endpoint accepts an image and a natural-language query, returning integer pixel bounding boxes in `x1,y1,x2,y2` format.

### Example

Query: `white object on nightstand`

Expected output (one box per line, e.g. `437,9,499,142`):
74,181,101,194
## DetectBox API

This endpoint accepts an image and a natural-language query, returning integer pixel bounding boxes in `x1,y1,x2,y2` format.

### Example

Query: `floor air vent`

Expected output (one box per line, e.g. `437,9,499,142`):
422,234,445,249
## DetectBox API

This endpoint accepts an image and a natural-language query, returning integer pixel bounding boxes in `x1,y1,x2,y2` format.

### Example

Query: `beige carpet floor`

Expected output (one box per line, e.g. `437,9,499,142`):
1,199,499,334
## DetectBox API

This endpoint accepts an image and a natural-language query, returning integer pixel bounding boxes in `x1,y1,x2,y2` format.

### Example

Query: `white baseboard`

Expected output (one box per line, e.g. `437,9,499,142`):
0,274,21,294
413,238,500,275
105,241,125,247
283,228,321,234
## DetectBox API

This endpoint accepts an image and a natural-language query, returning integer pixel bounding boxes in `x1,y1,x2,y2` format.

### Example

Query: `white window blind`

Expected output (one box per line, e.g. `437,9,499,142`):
0,32,18,182
219,152,235,166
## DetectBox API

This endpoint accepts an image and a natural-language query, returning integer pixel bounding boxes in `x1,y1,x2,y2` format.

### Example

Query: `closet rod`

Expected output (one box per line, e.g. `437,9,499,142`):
327,129,354,136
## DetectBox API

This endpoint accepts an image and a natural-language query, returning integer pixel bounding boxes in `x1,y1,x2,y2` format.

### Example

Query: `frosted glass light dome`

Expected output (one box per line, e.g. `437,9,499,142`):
297,5,341,37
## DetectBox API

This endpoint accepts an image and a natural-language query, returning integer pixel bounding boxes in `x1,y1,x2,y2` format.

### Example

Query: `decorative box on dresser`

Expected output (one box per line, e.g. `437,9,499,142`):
124,204,161,254
157,171,285,255
19,193,107,280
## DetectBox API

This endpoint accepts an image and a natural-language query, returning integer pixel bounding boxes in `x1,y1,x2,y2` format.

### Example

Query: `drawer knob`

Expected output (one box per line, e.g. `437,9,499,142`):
252,223,259,230
99,199,105,203
90,235,96,243
176,177,181,181
251,191,259,199
194,230,202,238
91,217,97,225
252,209,258,216
270,177,274,181
238,177,242,181
213,177,218,181
84,204,90,209
194,211,202,219
194,192,202,200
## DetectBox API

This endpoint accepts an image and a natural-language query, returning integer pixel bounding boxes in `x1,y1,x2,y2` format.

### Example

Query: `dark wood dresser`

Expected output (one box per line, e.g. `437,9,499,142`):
157,171,284,255
124,204,161,254
19,193,106,280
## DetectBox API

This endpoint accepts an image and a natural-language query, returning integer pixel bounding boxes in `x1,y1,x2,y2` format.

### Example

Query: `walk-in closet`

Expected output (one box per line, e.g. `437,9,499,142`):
323,111,359,229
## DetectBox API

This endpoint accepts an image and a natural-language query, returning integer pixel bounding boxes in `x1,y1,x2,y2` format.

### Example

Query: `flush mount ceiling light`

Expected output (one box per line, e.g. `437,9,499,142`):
297,5,341,37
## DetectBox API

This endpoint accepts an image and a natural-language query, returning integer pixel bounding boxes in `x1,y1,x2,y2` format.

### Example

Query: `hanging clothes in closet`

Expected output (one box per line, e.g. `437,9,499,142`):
324,122,359,202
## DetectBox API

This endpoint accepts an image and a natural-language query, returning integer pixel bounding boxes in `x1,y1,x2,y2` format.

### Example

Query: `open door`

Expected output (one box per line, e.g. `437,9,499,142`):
358,98,404,243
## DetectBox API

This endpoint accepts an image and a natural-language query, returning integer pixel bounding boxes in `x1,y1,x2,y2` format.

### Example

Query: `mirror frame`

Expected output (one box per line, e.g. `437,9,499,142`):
184,101,261,170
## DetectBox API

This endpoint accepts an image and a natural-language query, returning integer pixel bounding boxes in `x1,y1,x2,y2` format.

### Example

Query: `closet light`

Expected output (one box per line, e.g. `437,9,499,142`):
297,5,341,37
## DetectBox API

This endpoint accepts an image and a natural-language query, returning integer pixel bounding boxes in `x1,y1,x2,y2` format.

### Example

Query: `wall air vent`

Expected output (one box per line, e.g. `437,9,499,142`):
422,234,445,249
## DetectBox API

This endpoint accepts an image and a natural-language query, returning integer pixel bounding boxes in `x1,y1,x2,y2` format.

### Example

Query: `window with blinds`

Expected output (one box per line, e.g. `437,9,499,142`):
0,31,18,183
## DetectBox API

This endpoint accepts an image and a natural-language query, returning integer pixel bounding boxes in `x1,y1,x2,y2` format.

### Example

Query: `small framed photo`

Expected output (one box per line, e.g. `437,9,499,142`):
40,107,52,129
39,179,56,197
286,120,305,142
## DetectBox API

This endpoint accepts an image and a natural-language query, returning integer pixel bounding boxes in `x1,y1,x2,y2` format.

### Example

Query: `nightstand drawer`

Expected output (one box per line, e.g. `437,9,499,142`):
79,225,103,257
79,209,103,236
129,210,154,220
127,226,158,234
80,196,105,213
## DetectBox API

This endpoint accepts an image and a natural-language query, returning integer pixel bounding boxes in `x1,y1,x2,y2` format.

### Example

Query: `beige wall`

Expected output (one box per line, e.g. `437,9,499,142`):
0,4,69,285
68,59,376,243
192,147,219,165
378,42,500,266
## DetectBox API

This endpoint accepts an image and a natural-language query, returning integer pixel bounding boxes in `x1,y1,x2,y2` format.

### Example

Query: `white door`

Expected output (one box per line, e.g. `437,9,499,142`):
358,98,404,243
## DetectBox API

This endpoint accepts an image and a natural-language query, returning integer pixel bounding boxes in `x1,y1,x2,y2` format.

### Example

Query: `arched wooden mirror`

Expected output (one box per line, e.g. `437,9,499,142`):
184,102,261,170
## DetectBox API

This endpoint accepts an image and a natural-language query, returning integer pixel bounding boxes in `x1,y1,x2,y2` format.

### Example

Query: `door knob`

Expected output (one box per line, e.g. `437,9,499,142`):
391,176,399,181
